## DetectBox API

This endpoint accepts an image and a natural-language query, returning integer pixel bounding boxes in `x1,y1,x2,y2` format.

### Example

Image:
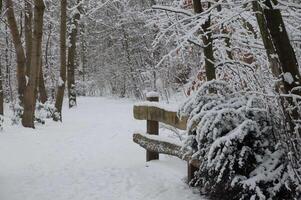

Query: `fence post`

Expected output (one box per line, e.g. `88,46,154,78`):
187,162,198,184
187,131,198,183
146,92,159,161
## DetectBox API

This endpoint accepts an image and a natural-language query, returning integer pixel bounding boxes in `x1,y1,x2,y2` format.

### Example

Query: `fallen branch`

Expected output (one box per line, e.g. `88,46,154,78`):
133,132,200,168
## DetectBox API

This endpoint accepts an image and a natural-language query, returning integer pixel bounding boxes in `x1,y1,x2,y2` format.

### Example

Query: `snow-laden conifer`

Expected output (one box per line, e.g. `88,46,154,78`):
179,80,300,200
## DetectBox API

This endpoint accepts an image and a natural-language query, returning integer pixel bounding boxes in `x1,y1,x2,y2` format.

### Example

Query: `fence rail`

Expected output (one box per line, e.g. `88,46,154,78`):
133,104,187,130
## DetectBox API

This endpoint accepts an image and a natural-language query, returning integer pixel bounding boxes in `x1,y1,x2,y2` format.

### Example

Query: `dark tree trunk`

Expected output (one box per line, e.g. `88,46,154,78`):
67,0,81,108
38,61,47,104
0,0,3,116
254,0,301,179
22,0,45,128
25,0,33,77
252,1,282,81
263,0,301,95
0,58,3,116
5,0,27,106
79,24,86,96
202,17,215,81
193,0,215,81
54,0,67,121
187,0,216,182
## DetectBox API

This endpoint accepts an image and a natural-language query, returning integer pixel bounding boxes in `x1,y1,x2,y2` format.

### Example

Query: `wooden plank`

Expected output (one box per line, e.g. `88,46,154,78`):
133,132,200,168
133,105,188,130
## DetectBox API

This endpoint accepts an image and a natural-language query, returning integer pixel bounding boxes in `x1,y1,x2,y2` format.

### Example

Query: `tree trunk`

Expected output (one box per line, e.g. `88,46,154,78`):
54,0,67,121
25,0,33,77
5,25,13,105
45,24,55,100
193,0,215,81
5,0,27,106
254,0,301,180
67,0,81,108
79,23,87,96
252,1,282,83
22,0,45,128
202,17,215,81
0,0,3,117
0,58,3,116
38,61,47,104
263,0,301,95
25,1,47,105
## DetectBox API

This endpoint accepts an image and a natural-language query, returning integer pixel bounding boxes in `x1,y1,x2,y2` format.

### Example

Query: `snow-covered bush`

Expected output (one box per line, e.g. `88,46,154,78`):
35,101,56,124
10,102,23,125
179,81,300,200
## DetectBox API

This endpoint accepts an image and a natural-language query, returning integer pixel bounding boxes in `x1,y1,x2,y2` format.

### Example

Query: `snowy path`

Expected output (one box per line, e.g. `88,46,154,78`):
0,97,201,200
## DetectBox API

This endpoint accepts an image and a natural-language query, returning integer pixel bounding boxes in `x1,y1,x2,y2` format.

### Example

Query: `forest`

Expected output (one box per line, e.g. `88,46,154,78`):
0,0,301,200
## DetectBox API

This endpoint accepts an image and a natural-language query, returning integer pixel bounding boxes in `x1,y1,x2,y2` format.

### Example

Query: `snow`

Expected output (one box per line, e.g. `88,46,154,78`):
283,72,294,84
0,97,202,200
146,91,160,98
137,132,183,147
25,76,29,86
134,101,179,112
58,77,65,86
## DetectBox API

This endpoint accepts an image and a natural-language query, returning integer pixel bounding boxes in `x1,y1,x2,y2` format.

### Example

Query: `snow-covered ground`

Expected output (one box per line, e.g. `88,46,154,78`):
0,97,202,200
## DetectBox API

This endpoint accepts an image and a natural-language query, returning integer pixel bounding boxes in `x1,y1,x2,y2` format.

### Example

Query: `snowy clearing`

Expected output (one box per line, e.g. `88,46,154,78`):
0,97,202,200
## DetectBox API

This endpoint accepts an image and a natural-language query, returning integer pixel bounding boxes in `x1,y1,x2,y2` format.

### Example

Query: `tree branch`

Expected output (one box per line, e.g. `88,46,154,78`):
152,5,193,17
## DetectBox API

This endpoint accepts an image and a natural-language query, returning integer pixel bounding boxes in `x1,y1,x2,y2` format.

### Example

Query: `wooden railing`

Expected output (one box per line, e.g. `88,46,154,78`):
133,94,199,182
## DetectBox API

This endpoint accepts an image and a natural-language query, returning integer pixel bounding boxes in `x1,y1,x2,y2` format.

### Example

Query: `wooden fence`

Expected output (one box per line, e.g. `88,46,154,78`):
133,94,199,182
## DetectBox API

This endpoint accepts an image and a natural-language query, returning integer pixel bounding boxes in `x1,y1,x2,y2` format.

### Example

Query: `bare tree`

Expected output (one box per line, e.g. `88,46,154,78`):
0,56,3,117
5,0,27,106
25,0,33,77
54,0,67,121
38,61,47,104
0,0,3,117
22,0,45,128
67,0,81,108
193,0,215,81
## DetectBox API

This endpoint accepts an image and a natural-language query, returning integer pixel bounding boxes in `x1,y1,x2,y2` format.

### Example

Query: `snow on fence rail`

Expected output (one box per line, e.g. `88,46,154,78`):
133,103,187,130
133,94,199,182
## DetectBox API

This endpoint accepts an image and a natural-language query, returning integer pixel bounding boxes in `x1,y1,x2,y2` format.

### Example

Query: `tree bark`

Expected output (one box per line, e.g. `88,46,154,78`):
263,0,301,95
0,0,3,116
0,58,3,116
22,0,45,128
252,2,282,83
190,0,216,181
54,0,67,121
38,61,47,104
24,1,47,105
254,0,301,179
25,0,33,77
193,0,215,81
5,0,27,106
79,23,87,96
67,0,81,108
5,25,13,105
202,17,215,81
